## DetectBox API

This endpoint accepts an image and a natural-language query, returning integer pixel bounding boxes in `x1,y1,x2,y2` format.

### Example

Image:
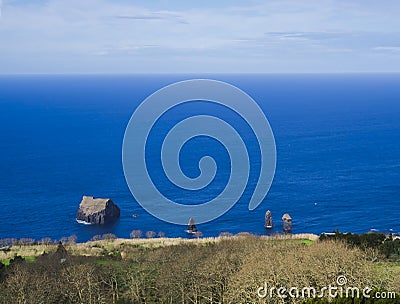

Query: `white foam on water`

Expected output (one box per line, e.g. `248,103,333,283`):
76,219,92,225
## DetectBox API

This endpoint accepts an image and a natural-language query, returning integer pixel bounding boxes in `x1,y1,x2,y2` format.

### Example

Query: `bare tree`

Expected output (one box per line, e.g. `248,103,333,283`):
102,233,117,241
130,230,142,239
90,235,103,242
67,235,77,244
146,231,156,239
39,237,53,245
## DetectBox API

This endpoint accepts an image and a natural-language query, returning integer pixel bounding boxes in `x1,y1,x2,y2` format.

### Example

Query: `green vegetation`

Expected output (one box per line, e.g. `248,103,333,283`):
297,239,314,245
0,234,399,303
1,259,11,266
320,230,400,259
24,256,36,263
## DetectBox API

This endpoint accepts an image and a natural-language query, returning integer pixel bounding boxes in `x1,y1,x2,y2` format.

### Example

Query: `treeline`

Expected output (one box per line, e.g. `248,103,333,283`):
0,236,78,247
0,231,167,247
1,237,399,303
320,230,400,259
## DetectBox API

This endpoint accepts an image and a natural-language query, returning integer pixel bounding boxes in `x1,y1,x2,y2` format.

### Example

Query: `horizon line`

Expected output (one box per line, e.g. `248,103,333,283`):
1,71,400,76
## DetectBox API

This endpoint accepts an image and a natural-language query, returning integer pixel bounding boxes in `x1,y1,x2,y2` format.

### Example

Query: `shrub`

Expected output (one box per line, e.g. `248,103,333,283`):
16,238,35,245
146,231,156,239
39,237,53,245
102,233,117,241
130,230,142,239
219,232,233,238
60,237,69,244
90,235,103,242
68,235,77,244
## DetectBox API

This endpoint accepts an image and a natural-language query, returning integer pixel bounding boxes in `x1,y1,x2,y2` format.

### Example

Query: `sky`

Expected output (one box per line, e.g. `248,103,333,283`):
0,0,400,73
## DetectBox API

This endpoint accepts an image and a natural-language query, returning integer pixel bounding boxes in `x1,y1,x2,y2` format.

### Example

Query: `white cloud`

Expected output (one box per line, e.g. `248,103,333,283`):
373,46,400,52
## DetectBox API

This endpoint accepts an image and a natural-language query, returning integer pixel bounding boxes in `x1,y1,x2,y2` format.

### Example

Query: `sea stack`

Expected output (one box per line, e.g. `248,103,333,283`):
76,196,120,225
264,210,274,229
282,213,292,233
187,217,198,233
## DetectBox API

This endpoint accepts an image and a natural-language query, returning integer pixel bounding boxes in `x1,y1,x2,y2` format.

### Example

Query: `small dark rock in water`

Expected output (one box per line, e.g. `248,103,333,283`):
282,213,292,233
264,210,274,229
76,196,120,225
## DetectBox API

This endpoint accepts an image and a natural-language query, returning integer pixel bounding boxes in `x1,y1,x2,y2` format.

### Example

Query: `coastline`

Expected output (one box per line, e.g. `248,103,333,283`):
0,233,318,263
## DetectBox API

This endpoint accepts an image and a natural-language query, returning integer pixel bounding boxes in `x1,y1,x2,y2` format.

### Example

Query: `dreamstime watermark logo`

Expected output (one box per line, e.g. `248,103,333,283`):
257,275,396,300
336,275,347,286
122,79,276,224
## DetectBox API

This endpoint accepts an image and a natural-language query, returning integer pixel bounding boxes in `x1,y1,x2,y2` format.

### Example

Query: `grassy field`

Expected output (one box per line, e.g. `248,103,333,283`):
0,233,319,262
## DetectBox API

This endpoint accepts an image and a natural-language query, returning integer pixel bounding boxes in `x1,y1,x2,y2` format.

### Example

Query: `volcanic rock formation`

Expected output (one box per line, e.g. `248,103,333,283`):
264,210,274,229
76,196,120,225
282,213,292,233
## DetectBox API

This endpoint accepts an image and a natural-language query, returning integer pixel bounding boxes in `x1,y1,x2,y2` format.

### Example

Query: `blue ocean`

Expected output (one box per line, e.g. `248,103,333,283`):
0,74,399,242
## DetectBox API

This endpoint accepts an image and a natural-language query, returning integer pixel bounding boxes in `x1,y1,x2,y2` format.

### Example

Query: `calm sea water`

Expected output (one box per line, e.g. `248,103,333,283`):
0,74,399,242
